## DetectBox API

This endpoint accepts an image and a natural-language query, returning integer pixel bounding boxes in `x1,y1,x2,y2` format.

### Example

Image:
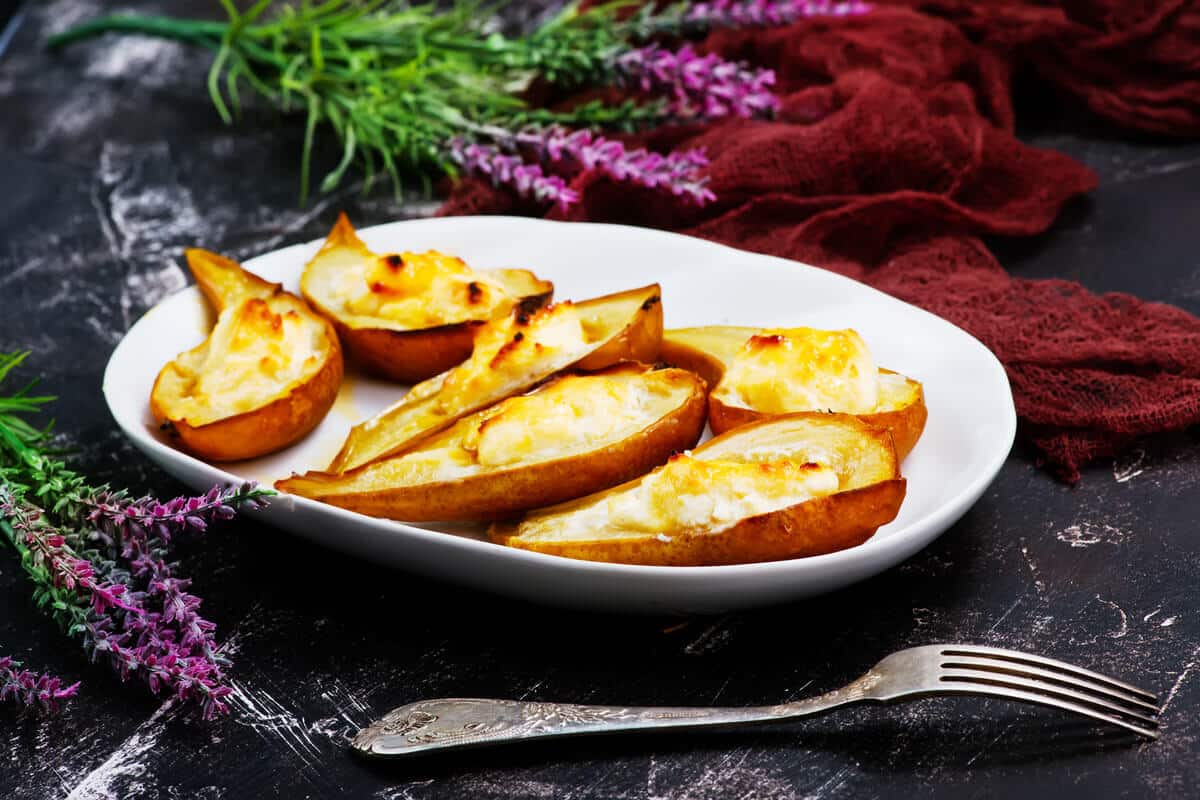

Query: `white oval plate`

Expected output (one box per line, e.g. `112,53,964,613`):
104,216,1015,614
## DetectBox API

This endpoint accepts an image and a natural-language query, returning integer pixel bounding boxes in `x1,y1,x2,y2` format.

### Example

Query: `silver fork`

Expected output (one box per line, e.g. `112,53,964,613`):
352,644,1160,757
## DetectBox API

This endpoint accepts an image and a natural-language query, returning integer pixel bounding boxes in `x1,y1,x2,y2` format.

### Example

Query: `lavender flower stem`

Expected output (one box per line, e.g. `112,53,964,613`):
614,45,781,120
647,0,873,34
446,138,580,210
82,482,269,552
1,490,235,719
0,656,78,712
465,124,715,205
0,354,260,719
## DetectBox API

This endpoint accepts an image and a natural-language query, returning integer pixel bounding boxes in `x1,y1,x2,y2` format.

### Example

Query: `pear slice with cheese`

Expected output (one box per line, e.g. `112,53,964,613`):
490,413,906,565
328,283,664,472
301,213,553,383
276,364,706,520
150,249,343,461
660,326,926,458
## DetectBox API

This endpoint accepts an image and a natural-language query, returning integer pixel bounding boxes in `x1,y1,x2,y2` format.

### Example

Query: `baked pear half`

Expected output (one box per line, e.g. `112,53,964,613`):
150,249,343,461
275,364,706,520
661,326,927,459
490,413,906,566
301,213,553,383
329,283,663,472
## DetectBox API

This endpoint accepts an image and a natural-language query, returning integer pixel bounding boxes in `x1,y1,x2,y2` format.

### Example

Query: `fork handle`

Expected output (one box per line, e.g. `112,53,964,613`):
351,698,785,757
353,684,876,758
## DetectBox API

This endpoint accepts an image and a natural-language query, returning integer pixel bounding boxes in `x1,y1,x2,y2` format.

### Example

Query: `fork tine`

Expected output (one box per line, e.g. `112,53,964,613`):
941,645,1158,703
941,671,1159,733
941,656,1159,713
935,680,1159,739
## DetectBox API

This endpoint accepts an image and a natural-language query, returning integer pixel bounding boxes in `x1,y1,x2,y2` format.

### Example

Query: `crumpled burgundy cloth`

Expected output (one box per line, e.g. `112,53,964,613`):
439,0,1200,482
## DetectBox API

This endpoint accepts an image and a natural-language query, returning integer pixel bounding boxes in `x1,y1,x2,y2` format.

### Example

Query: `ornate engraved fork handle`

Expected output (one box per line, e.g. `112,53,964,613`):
353,679,879,757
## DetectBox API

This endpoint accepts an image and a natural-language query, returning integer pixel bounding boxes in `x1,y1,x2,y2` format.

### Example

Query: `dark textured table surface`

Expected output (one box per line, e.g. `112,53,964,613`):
3,2,1200,798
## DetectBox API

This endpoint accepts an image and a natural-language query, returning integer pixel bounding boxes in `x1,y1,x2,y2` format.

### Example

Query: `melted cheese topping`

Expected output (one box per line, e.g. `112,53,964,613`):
532,455,839,540
716,327,879,414
341,250,513,327
470,376,651,467
438,302,588,410
323,370,678,488
163,296,329,425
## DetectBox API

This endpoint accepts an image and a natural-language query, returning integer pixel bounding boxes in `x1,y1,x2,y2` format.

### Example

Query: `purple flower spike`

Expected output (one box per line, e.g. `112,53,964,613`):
500,126,716,205
447,138,580,211
13,510,138,616
614,45,781,120
0,656,79,712
683,0,872,29
2,488,237,718
87,482,268,555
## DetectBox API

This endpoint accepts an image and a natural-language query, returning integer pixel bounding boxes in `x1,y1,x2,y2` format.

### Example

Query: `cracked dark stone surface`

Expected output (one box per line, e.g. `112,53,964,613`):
2,2,1200,798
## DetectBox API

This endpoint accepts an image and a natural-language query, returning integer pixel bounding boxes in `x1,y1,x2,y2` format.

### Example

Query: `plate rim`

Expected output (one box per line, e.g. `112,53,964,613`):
103,215,1016,581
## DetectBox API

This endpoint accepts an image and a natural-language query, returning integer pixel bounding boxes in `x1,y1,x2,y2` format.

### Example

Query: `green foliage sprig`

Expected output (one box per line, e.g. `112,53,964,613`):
49,1,651,198
46,1,827,207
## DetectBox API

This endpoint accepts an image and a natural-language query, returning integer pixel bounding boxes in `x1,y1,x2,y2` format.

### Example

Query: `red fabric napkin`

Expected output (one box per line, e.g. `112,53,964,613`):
439,0,1200,482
